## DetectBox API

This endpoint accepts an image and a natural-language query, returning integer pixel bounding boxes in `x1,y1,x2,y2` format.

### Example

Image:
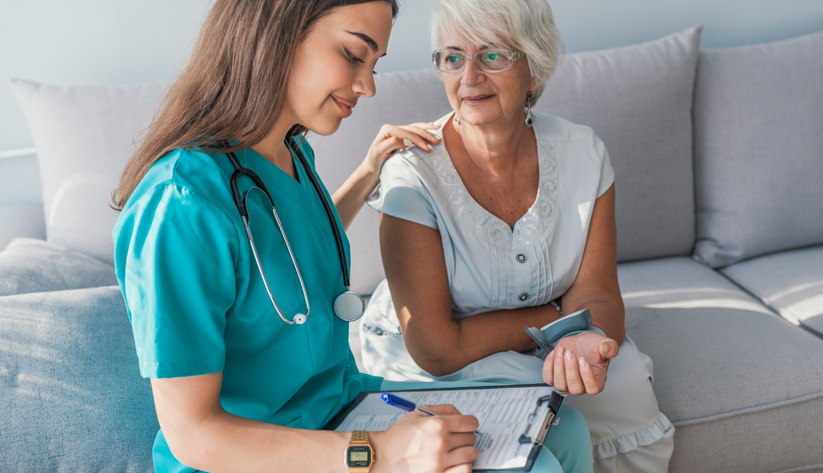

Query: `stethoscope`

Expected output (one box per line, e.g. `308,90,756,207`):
227,141,365,325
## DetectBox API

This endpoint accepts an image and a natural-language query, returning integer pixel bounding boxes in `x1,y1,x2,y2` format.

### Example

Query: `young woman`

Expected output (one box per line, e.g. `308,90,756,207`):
112,1,591,472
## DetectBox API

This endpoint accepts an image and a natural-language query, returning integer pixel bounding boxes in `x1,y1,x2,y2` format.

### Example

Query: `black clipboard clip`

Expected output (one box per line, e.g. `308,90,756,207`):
517,390,567,446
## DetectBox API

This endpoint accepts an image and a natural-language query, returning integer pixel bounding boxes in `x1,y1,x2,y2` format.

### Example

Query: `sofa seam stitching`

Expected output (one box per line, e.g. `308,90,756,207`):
672,390,823,427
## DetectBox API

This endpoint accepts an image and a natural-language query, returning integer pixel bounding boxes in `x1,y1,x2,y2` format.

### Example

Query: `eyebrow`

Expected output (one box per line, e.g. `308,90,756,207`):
346,31,387,57
444,44,495,51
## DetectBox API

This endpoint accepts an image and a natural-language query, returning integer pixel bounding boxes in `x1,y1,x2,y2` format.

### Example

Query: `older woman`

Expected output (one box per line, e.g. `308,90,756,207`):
359,0,675,471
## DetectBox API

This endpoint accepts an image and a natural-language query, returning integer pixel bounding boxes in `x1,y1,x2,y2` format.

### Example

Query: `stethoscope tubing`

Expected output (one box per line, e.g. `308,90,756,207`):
227,139,362,324
243,212,311,325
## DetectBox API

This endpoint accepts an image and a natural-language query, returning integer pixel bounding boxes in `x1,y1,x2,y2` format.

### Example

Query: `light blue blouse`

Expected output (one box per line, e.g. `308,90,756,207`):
361,111,614,382
112,139,381,472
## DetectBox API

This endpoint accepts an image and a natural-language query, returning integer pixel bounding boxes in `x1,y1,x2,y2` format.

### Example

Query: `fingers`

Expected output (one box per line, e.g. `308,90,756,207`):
445,464,473,473
420,404,461,416
446,432,477,451
376,123,441,153
553,346,568,392
542,350,555,386
399,123,442,144
599,338,620,361
408,121,442,131
545,346,608,395
563,349,586,395
417,406,479,433
578,357,604,394
445,445,478,471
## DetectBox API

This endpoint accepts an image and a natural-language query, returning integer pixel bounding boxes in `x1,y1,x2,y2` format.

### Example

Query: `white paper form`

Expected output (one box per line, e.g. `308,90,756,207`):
333,386,557,470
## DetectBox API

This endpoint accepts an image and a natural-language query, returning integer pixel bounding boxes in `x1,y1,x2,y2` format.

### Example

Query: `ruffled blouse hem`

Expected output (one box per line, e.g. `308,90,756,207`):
592,411,674,460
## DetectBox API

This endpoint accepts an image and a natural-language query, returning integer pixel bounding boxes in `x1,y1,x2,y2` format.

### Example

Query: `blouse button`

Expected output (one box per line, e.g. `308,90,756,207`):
516,254,527,263
518,293,529,302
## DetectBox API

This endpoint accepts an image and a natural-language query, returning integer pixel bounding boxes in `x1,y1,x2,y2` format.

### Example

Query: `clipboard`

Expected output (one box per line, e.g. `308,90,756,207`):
324,384,566,472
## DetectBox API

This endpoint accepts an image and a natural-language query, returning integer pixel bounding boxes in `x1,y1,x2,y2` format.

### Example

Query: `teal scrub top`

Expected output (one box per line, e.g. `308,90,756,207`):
112,138,382,472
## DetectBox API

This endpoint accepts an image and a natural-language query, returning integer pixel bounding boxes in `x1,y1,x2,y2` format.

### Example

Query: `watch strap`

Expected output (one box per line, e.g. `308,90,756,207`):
347,430,375,473
351,430,369,444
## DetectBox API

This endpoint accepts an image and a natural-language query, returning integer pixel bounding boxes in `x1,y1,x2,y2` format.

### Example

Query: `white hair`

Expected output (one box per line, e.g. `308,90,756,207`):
430,0,564,103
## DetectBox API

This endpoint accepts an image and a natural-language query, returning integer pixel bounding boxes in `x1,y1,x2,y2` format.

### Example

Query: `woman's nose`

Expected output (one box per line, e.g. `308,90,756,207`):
461,59,483,86
353,69,377,98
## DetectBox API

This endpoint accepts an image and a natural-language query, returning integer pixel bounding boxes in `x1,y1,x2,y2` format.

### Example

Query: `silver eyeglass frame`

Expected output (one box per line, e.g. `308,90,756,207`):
432,48,526,73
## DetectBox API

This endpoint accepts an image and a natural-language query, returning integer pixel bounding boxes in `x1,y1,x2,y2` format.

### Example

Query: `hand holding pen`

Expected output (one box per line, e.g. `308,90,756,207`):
367,395,480,473
382,392,482,435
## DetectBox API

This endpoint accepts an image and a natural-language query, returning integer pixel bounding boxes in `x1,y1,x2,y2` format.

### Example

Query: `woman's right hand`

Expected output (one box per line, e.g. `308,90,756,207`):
370,404,479,473
362,122,442,175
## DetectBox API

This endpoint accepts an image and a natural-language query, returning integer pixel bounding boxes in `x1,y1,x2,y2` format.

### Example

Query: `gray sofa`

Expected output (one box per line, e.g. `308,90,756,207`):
2,26,822,472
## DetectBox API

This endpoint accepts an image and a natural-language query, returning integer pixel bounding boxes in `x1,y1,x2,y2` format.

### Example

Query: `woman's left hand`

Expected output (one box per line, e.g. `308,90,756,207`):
541,332,620,395
363,122,442,175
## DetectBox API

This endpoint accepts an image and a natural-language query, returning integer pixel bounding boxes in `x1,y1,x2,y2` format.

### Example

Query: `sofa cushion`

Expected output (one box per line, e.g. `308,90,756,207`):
10,79,167,266
722,245,823,337
0,286,157,472
0,238,118,297
539,26,702,263
310,27,703,294
693,31,823,268
618,257,823,473
0,203,45,252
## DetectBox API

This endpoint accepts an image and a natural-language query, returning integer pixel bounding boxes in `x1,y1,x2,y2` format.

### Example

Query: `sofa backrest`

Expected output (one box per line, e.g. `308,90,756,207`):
12,27,704,296
693,31,823,268
11,80,167,266
311,26,703,294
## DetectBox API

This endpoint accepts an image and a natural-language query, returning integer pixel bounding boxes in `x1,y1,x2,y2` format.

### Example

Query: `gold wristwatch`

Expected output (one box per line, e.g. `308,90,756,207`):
345,430,376,472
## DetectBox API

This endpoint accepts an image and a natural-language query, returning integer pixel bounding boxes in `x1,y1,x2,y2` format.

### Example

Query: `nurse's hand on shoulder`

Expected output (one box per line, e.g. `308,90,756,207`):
370,404,479,473
542,332,620,396
363,122,442,175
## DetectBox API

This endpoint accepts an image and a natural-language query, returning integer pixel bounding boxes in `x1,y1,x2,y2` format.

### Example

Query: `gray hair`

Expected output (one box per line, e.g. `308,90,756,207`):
430,0,564,103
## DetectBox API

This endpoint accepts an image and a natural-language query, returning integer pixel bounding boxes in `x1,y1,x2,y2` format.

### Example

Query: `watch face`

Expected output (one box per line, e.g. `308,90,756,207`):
347,446,372,467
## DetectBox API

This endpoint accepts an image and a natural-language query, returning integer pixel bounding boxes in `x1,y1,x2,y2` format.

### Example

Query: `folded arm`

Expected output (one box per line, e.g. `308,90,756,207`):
380,186,624,381
380,214,562,377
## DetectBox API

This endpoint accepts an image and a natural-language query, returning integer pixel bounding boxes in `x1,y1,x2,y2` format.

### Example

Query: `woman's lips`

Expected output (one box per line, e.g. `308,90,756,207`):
331,95,355,117
462,94,494,105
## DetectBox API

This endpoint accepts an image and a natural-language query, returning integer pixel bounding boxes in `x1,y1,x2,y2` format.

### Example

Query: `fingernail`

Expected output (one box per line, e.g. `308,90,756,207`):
557,346,565,357
579,357,587,368
565,350,574,362
403,139,412,147
600,343,609,355
548,350,555,358
426,145,432,151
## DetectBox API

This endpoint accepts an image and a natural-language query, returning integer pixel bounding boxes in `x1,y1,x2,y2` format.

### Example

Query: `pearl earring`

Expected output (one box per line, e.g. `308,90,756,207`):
454,114,462,125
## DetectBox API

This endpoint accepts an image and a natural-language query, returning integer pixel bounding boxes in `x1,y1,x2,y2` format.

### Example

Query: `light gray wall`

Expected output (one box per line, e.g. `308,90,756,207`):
3,0,823,152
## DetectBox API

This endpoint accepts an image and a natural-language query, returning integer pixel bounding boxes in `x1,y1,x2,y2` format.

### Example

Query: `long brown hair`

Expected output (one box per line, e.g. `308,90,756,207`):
113,0,398,210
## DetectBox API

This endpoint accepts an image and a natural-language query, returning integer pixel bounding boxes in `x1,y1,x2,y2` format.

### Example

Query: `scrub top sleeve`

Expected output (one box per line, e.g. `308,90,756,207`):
591,132,615,197
368,157,438,230
123,183,238,379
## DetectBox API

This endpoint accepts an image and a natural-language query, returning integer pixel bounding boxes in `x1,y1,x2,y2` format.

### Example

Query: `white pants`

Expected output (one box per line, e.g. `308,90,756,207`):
362,296,675,472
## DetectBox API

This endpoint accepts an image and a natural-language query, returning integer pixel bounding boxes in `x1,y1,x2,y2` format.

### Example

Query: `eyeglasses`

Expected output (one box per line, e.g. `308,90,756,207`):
432,48,526,73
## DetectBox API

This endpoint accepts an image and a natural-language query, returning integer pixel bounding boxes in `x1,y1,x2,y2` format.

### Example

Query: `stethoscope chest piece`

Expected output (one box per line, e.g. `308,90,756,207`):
334,290,366,322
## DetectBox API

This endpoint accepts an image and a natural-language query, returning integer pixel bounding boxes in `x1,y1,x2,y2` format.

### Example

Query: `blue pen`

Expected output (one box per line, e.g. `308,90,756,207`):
381,392,440,416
